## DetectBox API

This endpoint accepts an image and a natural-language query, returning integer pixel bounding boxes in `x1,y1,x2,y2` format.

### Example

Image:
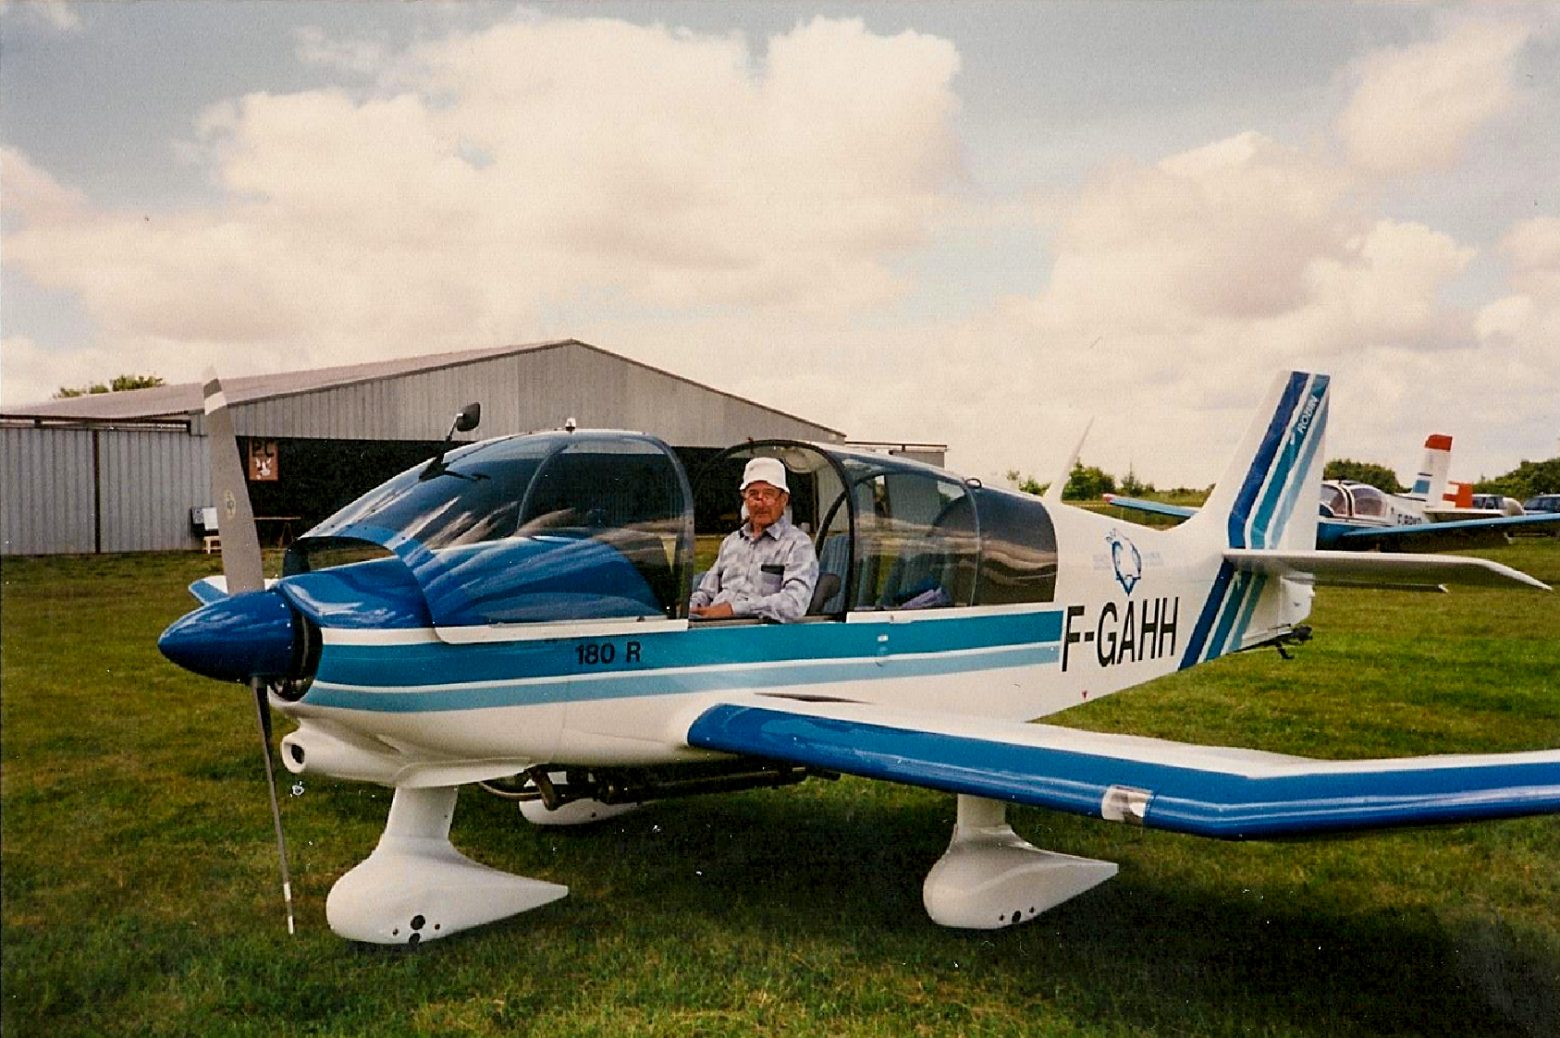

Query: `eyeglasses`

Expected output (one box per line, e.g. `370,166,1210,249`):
742,487,784,503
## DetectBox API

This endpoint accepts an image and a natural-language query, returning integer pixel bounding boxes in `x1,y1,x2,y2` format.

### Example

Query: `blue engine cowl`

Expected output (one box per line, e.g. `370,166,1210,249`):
159,589,301,683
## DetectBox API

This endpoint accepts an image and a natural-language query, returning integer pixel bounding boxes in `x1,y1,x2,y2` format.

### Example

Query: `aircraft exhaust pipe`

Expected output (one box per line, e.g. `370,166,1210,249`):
282,727,404,786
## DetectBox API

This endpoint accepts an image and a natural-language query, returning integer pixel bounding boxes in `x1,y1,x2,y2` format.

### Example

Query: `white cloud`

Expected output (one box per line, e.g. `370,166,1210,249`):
2,14,962,387
1028,132,1355,338
896,120,1498,486
1337,19,1530,177
1477,217,1560,370
1,335,117,406
1,146,87,223
2,9,1552,487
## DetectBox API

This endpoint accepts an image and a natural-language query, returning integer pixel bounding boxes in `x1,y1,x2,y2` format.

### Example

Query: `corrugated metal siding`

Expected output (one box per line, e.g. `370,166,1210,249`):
1,425,207,555
228,343,840,446
98,429,209,552
1,426,97,555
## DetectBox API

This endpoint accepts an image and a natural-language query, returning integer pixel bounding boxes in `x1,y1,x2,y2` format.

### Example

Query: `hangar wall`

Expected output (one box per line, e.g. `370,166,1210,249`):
1,423,209,555
0,342,849,556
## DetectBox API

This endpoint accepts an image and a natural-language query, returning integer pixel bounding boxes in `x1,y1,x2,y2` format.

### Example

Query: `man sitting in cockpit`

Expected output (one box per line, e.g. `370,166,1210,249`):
690,457,819,623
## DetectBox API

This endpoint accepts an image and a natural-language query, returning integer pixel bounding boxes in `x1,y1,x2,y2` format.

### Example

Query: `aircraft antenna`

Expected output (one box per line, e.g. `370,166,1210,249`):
1044,418,1095,505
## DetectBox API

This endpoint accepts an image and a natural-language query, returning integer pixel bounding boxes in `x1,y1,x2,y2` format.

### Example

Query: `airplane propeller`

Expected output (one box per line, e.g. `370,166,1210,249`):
202,370,296,936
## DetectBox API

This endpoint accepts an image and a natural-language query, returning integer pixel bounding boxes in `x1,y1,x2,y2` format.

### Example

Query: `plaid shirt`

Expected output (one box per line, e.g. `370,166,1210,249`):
690,515,819,622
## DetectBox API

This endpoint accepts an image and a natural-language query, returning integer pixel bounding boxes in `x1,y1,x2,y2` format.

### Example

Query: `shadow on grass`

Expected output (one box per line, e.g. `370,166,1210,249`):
308,781,1558,1038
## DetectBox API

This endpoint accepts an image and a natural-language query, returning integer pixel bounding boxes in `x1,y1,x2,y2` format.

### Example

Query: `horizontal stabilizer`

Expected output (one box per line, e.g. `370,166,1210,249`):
1223,549,1551,591
188,575,278,604
685,699,1560,839
189,577,230,605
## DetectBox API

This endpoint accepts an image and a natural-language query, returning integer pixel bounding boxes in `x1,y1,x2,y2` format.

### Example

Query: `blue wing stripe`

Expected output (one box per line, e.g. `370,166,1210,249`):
687,704,1560,838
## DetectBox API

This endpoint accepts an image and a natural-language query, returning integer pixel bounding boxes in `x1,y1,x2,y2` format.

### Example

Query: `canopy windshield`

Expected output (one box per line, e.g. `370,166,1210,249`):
291,432,693,628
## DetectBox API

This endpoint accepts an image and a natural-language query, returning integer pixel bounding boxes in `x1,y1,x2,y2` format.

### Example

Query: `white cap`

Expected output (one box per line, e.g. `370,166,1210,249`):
739,457,789,493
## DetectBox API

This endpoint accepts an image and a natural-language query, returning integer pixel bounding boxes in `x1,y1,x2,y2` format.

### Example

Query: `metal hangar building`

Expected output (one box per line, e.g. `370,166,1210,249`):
2,340,931,556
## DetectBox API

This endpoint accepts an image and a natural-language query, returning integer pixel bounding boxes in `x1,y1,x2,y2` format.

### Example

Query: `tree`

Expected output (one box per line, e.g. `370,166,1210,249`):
1475,457,1560,500
1005,469,1047,496
1063,461,1115,500
1118,465,1155,497
1323,458,1404,494
54,374,165,399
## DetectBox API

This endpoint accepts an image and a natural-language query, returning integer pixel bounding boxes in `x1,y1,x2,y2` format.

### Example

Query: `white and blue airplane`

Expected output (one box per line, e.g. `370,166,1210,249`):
1108,433,1560,551
159,370,1559,945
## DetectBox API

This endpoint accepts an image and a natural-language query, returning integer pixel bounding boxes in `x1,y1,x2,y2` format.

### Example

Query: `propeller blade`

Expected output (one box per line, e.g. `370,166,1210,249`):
252,677,296,936
207,371,293,932
202,370,264,594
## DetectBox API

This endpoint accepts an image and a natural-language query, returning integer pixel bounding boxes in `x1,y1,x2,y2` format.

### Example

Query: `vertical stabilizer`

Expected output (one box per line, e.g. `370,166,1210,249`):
1178,372,1330,668
1189,371,1330,552
1408,434,1453,503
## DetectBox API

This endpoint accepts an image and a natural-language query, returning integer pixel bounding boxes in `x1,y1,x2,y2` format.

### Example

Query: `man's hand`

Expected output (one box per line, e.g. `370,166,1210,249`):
690,602,736,620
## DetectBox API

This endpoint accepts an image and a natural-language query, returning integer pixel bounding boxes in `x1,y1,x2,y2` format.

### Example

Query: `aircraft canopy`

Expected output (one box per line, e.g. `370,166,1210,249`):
289,431,1059,629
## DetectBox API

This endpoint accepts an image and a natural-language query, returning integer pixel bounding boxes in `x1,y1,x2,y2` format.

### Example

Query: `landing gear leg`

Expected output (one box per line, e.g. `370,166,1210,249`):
922,795,1117,929
327,786,568,945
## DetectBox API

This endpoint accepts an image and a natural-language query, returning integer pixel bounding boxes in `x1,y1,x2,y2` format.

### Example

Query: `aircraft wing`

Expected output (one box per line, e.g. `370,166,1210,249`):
684,697,1560,839
1107,497,1560,552
1103,495,1197,523
1222,548,1551,591
1322,512,1560,551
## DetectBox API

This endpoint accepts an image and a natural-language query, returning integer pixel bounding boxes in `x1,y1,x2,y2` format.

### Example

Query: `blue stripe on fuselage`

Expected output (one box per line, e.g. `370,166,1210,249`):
304,642,1062,713
301,608,1065,713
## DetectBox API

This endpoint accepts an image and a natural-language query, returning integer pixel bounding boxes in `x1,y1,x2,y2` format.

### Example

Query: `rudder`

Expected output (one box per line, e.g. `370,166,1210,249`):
1178,371,1330,667
1190,371,1330,552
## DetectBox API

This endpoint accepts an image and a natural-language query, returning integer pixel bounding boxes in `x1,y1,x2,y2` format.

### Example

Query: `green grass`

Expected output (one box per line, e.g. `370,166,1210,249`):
3,543,1557,1037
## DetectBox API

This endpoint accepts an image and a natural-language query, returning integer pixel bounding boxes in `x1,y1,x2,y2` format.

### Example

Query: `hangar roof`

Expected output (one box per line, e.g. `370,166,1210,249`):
4,339,844,438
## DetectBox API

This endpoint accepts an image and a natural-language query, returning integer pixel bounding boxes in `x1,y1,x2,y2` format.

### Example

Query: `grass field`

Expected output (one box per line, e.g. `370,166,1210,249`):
3,541,1557,1037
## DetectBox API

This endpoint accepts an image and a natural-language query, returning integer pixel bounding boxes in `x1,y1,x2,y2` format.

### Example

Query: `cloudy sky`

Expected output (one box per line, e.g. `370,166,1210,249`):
3,1,1557,488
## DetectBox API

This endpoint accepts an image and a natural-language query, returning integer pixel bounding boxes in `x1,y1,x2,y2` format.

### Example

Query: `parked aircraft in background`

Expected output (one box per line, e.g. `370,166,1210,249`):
1109,434,1560,551
158,372,1558,945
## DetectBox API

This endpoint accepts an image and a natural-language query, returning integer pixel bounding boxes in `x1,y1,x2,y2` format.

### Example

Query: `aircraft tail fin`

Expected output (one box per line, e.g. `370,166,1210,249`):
1176,372,1329,667
1408,434,1453,503
1186,371,1330,553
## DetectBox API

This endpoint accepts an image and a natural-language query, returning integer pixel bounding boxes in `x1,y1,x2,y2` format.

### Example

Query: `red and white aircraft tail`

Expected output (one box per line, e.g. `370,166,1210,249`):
1408,433,1454,504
